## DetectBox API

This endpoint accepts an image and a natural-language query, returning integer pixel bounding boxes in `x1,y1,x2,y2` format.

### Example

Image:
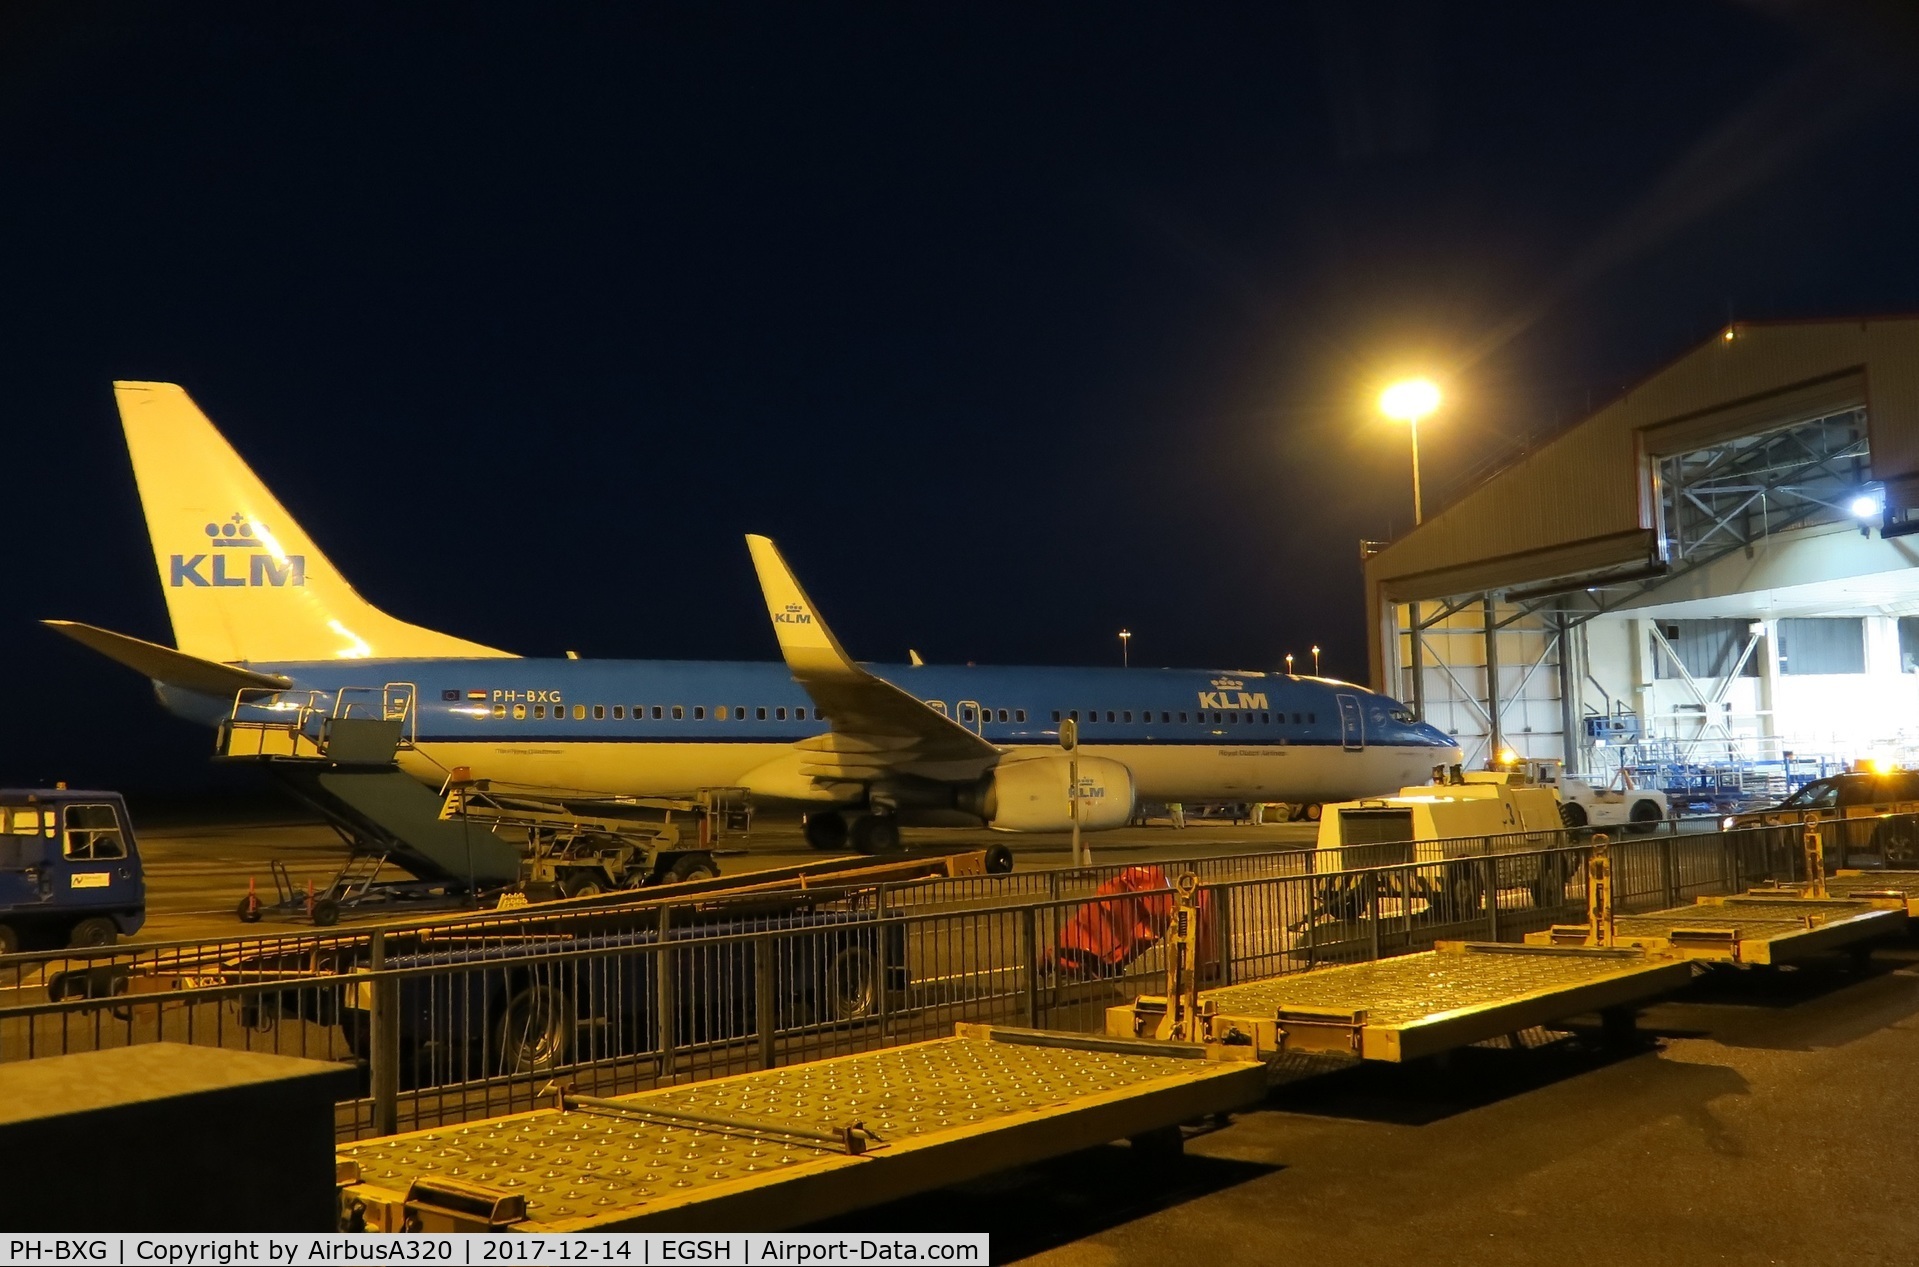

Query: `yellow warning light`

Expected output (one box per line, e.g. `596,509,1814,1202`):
1496,747,1518,767
1723,328,1736,342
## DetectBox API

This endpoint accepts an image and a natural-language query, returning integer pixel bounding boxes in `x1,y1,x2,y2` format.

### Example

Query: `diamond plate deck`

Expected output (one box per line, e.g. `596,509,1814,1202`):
340,1024,1266,1232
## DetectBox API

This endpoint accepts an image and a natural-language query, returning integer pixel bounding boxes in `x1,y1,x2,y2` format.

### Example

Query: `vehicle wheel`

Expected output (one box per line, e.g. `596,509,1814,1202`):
803,811,849,852
1304,803,1323,822
67,917,118,949
662,854,719,885
1627,800,1662,834
848,814,902,855
983,843,1015,874
494,982,572,1074
559,871,605,900
1874,819,1919,864
0,923,17,955
236,894,263,923
1447,867,1487,917
1559,801,1589,830
818,945,878,1021
310,898,341,928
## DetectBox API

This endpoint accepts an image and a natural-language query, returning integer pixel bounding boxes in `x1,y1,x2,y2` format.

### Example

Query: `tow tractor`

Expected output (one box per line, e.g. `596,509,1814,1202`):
1502,757,1669,832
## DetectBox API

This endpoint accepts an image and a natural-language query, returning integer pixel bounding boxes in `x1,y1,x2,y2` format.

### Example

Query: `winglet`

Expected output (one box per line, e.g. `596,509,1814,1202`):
745,535,861,679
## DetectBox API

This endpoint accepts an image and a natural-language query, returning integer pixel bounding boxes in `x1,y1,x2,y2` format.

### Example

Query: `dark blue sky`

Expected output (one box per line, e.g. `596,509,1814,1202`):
5,2,1917,792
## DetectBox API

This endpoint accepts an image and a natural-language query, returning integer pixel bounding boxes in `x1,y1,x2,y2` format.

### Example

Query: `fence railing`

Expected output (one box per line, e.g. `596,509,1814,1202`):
0,815,1891,1142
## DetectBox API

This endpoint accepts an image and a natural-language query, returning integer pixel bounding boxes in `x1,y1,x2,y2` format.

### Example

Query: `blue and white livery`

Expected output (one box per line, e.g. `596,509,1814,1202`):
49,382,1462,851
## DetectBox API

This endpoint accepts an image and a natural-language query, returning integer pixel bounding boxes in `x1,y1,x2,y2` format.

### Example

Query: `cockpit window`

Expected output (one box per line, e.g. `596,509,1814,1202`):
1388,707,1415,723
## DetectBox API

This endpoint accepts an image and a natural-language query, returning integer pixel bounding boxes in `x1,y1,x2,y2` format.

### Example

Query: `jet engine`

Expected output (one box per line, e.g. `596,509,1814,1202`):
963,753,1136,832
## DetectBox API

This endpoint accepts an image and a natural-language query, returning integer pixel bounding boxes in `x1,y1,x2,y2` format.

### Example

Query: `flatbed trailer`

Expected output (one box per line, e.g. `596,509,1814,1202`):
337,1023,1265,1232
1748,869,1919,918
1106,941,1694,1063
1529,896,1905,964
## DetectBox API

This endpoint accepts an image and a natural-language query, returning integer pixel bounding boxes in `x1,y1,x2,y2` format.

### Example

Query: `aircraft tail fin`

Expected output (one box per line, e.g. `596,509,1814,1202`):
744,534,861,680
112,382,513,665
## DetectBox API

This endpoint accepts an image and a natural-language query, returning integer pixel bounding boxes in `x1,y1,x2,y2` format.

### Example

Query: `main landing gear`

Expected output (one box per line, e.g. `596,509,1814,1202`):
802,810,904,854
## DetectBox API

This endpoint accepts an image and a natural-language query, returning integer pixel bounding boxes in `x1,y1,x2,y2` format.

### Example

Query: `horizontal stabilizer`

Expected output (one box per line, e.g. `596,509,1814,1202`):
44,620,291,696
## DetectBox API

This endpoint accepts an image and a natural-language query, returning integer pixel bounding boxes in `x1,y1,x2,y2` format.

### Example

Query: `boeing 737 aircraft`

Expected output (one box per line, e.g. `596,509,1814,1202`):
49,382,1462,852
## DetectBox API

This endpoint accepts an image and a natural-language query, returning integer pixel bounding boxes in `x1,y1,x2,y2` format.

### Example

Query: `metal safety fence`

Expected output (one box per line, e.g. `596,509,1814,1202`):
0,815,1894,1142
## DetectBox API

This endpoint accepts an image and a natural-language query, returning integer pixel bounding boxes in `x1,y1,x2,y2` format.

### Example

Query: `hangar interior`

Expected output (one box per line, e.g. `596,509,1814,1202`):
1365,319,1919,801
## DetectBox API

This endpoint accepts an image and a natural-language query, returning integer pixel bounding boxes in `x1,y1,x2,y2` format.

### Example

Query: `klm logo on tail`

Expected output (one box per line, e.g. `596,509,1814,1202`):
773,602,813,626
169,514,306,588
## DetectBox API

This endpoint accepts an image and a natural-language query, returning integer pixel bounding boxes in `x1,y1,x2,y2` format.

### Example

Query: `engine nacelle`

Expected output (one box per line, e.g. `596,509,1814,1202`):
969,754,1136,832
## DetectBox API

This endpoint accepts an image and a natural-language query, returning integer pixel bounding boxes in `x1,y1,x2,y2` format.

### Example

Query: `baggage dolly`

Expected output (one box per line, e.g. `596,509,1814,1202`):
336,1023,1265,1232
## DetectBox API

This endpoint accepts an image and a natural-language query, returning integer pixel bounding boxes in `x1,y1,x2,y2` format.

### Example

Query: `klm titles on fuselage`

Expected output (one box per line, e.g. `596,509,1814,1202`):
168,514,305,588
1199,679,1267,710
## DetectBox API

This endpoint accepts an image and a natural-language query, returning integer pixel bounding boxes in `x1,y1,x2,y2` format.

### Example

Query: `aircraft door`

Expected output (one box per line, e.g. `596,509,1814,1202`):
958,700,986,736
1336,693,1364,751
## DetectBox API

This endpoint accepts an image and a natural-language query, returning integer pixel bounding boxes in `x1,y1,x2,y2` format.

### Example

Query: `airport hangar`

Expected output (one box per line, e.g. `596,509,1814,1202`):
1364,317,1919,791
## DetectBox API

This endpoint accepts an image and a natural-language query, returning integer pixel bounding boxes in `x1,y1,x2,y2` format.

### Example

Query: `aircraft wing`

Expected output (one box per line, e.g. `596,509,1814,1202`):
745,535,998,781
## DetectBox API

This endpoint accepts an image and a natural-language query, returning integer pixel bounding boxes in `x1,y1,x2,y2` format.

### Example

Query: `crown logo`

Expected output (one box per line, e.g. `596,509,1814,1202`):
785,603,804,613
204,512,265,548
1210,676,1244,691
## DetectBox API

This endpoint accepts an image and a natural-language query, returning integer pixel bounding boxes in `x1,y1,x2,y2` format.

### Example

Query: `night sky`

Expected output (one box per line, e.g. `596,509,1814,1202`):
5,2,1917,794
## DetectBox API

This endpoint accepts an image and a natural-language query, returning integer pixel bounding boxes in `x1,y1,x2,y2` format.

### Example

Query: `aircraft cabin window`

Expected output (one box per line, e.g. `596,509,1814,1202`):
1213,712,1223,723
796,707,807,720
1160,712,1170,723
997,709,1008,722
1261,712,1270,723
1309,712,1317,724
613,706,625,720
513,704,526,720
694,707,706,720
534,705,546,719
776,707,788,720
962,706,975,722
1069,710,1079,721
593,705,606,720
652,706,663,719
1106,711,1115,723
1052,711,1061,722
736,705,745,719
757,707,767,720
1228,712,1238,724
572,705,586,721
716,706,728,720
1015,709,1027,722
672,706,684,720
1123,711,1132,722
493,704,506,719
1179,712,1188,722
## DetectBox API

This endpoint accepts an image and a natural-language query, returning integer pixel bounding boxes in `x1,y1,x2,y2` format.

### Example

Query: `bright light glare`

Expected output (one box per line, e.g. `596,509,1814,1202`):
1380,378,1441,423
1851,494,1881,519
